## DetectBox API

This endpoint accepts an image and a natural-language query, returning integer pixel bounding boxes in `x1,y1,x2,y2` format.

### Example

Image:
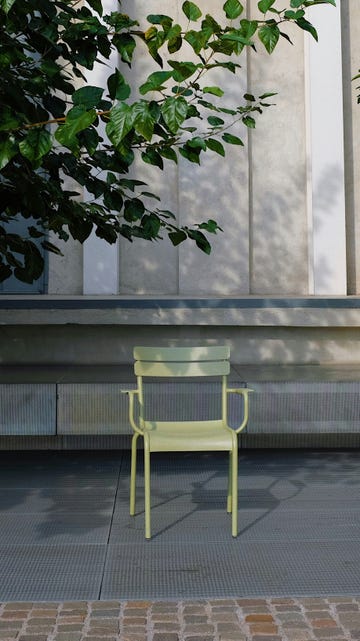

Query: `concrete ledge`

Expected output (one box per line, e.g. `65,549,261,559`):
2,295,360,326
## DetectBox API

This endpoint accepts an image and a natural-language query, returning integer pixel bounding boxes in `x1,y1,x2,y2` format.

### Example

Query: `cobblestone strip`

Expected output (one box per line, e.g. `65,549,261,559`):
1,598,360,640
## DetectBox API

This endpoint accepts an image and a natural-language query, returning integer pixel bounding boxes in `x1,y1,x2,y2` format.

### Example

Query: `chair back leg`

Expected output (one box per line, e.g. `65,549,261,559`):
130,433,139,516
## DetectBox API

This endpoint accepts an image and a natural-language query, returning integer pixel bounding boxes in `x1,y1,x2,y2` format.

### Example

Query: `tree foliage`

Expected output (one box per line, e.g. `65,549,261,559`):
0,0,336,283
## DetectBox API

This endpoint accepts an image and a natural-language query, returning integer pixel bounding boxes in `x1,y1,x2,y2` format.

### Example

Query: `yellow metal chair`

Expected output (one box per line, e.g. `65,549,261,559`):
123,346,252,539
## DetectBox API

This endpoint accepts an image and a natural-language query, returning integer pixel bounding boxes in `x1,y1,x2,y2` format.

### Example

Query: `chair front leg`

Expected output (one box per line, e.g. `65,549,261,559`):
227,451,232,513
231,443,238,537
130,433,140,516
144,438,151,540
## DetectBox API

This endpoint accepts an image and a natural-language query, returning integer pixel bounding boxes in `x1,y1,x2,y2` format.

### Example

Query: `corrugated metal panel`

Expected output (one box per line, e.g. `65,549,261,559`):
0,384,56,435
57,383,134,435
247,381,360,434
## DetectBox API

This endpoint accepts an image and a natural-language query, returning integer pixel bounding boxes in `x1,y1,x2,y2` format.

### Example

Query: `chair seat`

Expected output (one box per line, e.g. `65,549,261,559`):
144,420,235,452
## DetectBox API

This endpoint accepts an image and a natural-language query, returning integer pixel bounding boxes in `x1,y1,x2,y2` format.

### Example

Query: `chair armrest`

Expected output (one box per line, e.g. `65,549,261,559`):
121,389,144,435
227,387,254,434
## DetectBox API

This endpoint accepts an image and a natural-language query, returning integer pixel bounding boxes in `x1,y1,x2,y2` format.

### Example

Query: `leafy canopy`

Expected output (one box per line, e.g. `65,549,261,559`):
0,0,335,283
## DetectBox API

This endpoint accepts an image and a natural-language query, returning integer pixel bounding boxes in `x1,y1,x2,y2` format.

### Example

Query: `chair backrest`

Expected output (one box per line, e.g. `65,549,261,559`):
134,346,230,377
133,346,230,425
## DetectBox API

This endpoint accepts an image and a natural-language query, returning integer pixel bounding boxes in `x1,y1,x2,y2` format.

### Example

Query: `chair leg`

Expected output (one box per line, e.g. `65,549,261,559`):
144,441,151,539
130,433,139,516
231,444,238,537
227,451,232,513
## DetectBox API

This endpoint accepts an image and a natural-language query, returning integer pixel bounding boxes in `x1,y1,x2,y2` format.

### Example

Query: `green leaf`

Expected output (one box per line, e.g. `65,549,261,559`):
258,0,276,13
295,17,318,41
210,61,238,75
55,109,97,153
223,0,244,20
172,85,193,97
157,209,177,220
28,226,44,239
73,86,104,109
104,188,124,212
131,101,156,141
182,1,202,21
206,138,225,156
198,219,223,234
187,229,211,254
107,70,131,101
303,0,335,5
0,263,12,283
221,19,258,49
112,33,136,65
124,199,145,222
139,71,173,95
161,96,188,133
85,0,103,15
41,240,63,255
184,29,209,54
258,23,280,53
119,179,147,191
19,128,52,167
239,19,259,38
141,191,161,201
106,103,134,147
259,91,277,99
242,115,256,128
222,132,244,145
143,26,165,66
179,143,201,164
141,149,164,169
201,14,222,35
141,213,161,238
14,241,44,283
203,86,224,97
0,135,18,169
0,107,20,132
167,24,183,53
0,0,16,13
159,147,178,163
284,9,305,18
78,127,99,155
147,14,173,29
169,230,187,246
290,0,304,6
188,136,207,151
207,115,225,127
168,60,198,82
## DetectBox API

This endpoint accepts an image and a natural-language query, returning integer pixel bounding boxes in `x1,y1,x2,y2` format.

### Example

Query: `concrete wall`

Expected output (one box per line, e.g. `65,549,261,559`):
77,0,352,298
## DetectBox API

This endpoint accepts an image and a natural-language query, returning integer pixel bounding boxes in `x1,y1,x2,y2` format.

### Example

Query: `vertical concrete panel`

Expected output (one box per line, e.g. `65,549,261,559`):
82,0,120,295
342,1,360,294
48,234,83,295
249,16,308,294
178,0,250,295
307,4,346,295
118,0,179,294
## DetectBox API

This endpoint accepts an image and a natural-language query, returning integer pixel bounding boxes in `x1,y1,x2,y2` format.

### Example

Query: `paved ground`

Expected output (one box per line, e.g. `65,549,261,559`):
1,597,360,640
1,449,360,639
